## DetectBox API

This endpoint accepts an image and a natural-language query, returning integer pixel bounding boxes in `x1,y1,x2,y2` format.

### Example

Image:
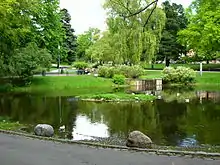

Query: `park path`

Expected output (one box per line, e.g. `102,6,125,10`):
0,133,219,165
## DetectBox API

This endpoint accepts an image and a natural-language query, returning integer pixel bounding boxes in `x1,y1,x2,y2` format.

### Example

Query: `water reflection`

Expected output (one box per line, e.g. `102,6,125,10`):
0,90,220,147
72,115,109,140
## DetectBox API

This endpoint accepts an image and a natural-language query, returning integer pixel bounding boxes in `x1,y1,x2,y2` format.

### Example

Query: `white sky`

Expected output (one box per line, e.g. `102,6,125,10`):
60,0,192,34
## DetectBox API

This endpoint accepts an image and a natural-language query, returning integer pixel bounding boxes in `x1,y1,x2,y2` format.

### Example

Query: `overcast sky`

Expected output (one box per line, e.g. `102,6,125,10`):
60,0,192,34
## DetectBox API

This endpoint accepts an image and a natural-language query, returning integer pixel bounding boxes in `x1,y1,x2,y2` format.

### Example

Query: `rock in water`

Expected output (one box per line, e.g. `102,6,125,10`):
126,131,152,148
34,124,54,137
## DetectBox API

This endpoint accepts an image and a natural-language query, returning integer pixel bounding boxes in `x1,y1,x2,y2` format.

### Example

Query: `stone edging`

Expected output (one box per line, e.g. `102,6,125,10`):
0,129,220,159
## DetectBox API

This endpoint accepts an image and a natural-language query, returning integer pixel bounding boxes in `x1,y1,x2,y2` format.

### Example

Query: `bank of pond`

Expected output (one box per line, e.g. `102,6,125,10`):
1,87,220,153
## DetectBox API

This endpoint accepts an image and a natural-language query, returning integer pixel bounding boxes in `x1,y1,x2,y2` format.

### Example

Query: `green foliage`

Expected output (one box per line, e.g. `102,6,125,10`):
92,0,166,64
12,43,51,77
158,1,188,65
178,0,220,60
33,0,65,66
76,28,101,61
97,66,119,78
0,0,63,79
162,66,196,84
60,8,77,64
73,61,89,69
113,74,125,85
118,65,144,78
98,65,144,78
85,31,118,63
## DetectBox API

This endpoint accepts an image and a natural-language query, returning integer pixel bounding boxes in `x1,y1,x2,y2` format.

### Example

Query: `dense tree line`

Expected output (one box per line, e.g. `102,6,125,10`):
1,0,219,83
0,0,77,81
78,0,219,66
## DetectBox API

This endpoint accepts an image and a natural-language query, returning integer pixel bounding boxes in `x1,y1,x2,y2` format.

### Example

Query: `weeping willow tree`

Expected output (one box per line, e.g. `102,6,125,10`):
102,0,166,64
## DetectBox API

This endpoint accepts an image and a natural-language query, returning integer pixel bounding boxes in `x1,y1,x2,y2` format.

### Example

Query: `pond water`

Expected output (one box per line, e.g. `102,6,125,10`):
0,89,220,148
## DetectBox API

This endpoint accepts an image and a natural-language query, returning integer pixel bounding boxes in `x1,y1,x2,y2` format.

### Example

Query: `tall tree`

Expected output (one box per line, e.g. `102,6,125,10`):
33,0,64,68
60,8,77,64
85,31,121,63
76,28,101,61
158,1,188,66
0,0,63,79
178,0,220,61
100,0,166,64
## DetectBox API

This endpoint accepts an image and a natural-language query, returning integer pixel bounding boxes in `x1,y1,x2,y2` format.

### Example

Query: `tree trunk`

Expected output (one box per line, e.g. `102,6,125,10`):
151,64,154,69
165,58,170,67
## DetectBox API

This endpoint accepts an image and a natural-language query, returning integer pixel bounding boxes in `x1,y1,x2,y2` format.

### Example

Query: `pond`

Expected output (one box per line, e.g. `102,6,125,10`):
0,89,220,148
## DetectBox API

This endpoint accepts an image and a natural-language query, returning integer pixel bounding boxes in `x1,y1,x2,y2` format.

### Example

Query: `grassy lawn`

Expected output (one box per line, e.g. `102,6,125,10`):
143,63,220,71
12,70,220,98
14,75,157,101
142,70,220,85
141,70,163,79
196,72,220,85
16,75,114,96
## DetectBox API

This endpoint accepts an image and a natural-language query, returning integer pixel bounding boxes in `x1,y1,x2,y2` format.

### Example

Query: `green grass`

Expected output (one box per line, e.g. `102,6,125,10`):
15,75,114,96
196,72,220,85
140,70,220,91
143,63,220,71
79,93,156,102
0,122,22,130
0,116,23,130
141,70,162,79
14,75,156,101
12,71,220,98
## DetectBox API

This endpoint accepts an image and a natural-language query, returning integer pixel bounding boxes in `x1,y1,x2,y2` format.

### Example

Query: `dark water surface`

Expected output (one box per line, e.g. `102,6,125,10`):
0,90,220,148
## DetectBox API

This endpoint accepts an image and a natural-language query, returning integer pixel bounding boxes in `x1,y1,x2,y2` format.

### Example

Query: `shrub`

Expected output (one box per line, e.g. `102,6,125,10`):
162,66,196,84
116,65,144,78
113,74,125,85
116,65,129,77
128,65,144,78
98,66,109,78
98,65,144,78
98,66,120,78
73,61,88,69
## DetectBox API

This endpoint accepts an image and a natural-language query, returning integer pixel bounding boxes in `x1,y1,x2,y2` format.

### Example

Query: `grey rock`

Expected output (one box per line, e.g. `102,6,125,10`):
34,124,54,137
126,130,152,148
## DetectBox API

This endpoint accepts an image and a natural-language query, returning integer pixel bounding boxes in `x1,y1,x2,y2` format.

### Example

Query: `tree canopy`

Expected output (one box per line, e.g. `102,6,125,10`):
0,0,65,79
178,0,220,60
85,0,166,65
76,27,101,61
158,1,188,66
60,8,77,65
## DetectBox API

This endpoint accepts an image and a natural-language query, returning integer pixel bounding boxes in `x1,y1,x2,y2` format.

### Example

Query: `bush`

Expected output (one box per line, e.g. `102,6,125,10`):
98,66,120,78
118,65,144,78
73,61,88,69
128,65,144,78
162,66,196,84
113,74,125,85
98,65,144,78
97,66,109,78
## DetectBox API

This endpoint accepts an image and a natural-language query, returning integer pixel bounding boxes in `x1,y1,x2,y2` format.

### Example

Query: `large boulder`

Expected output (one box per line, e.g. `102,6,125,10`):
34,124,54,137
126,130,152,148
